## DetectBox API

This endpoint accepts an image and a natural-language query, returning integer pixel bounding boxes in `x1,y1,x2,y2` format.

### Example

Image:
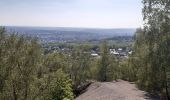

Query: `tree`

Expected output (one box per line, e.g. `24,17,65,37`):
0,27,74,100
98,41,117,82
69,46,92,87
43,69,74,100
128,0,170,99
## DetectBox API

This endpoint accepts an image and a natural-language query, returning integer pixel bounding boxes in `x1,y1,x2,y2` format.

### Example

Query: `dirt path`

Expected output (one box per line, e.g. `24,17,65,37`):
76,80,159,100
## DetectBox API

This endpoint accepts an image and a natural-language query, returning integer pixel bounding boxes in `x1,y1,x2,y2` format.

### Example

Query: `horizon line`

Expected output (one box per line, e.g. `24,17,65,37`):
1,25,139,29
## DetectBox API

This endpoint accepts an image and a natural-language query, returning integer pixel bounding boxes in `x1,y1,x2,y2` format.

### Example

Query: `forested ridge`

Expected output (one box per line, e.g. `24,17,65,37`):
0,0,170,100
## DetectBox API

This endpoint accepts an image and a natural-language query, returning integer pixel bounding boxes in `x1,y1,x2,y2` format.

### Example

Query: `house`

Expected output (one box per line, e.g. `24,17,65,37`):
91,53,101,59
118,48,123,51
110,49,119,55
128,51,133,55
91,53,99,57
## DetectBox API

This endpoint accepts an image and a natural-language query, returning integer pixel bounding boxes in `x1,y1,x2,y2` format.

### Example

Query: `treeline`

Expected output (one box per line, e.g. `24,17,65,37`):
120,0,170,99
0,28,74,100
0,27,120,100
0,0,170,100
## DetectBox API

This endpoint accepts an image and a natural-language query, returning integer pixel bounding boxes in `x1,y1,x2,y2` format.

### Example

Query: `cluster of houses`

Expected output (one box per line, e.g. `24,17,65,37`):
43,44,132,59
91,48,133,59
43,44,71,54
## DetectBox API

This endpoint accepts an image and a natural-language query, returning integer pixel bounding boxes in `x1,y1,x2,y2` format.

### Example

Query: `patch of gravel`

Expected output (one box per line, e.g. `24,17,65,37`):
76,80,159,100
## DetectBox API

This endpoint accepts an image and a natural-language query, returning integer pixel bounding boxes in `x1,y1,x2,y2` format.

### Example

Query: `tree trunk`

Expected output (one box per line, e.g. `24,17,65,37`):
164,68,170,100
12,82,18,100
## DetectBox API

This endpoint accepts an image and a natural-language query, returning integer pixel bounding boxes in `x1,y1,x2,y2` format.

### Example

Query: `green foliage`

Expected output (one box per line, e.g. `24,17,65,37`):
69,47,93,87
122,0,170,99
0,29,41,99
119,58,138,82
44,69,73,100
98,41,118,82
0,28,74,100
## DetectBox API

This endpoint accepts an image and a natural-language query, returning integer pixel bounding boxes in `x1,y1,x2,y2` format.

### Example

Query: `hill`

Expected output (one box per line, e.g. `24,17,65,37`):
5,26,136,43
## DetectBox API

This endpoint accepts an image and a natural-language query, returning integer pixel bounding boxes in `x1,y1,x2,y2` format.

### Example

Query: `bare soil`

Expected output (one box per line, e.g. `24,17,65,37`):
76,80,159,100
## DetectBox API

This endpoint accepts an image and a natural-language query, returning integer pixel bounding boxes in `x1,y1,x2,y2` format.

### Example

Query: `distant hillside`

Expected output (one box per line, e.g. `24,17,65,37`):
5,26,136,43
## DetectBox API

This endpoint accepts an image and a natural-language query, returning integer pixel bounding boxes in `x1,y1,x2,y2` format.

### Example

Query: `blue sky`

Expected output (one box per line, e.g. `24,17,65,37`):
0,0,143,28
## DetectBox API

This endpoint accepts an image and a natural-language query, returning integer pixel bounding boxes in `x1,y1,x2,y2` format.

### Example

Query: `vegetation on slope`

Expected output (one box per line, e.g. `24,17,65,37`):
0,0,170,100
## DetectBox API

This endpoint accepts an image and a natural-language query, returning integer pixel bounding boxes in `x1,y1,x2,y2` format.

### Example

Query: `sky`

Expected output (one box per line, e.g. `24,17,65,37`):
0,0,143,28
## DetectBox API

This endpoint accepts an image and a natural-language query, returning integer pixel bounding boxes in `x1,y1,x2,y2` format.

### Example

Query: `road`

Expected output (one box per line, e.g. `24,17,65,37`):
76,80,159,100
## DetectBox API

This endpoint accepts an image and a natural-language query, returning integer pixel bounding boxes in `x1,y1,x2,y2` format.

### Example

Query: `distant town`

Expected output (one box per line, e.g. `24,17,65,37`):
43,44,133,59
